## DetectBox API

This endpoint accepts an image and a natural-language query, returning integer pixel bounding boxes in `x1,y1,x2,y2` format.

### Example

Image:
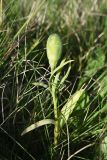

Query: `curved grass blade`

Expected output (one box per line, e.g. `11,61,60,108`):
21,119,55,136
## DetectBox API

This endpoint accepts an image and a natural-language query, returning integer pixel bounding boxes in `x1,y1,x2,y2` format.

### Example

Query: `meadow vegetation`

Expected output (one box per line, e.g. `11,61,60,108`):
0,0,107,159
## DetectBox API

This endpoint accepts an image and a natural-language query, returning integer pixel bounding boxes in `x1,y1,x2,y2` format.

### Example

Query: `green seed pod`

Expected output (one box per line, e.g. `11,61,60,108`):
46,33,62,72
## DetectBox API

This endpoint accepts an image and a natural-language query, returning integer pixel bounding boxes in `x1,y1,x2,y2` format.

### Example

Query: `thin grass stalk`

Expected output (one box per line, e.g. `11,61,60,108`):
0,0,3,26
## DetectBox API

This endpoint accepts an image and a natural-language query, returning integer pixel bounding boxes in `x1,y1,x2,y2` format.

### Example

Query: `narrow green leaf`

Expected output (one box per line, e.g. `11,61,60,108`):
59,89,84,128
21,119,55,136
60,63,71,86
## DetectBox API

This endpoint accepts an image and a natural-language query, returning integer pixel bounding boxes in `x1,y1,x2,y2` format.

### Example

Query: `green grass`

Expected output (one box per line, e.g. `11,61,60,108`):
0,0,107,159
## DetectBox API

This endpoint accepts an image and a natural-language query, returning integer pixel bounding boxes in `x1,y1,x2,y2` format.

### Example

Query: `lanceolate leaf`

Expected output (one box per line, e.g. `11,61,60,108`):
21,119,55,136
59,89,84,128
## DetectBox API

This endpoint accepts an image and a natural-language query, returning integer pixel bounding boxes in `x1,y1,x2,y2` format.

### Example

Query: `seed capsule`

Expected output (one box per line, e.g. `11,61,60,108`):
46,34,62,72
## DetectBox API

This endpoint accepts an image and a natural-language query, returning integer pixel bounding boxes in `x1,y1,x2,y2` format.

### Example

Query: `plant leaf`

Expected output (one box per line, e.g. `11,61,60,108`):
59,89,84,128
50,59,74,82
21,119,55,136
60,63,71,86
98,71,107,97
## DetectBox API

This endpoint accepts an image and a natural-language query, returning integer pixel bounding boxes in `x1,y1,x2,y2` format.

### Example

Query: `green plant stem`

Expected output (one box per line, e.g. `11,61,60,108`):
52,86,59,145
51,72,60,146
50,60,72,145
